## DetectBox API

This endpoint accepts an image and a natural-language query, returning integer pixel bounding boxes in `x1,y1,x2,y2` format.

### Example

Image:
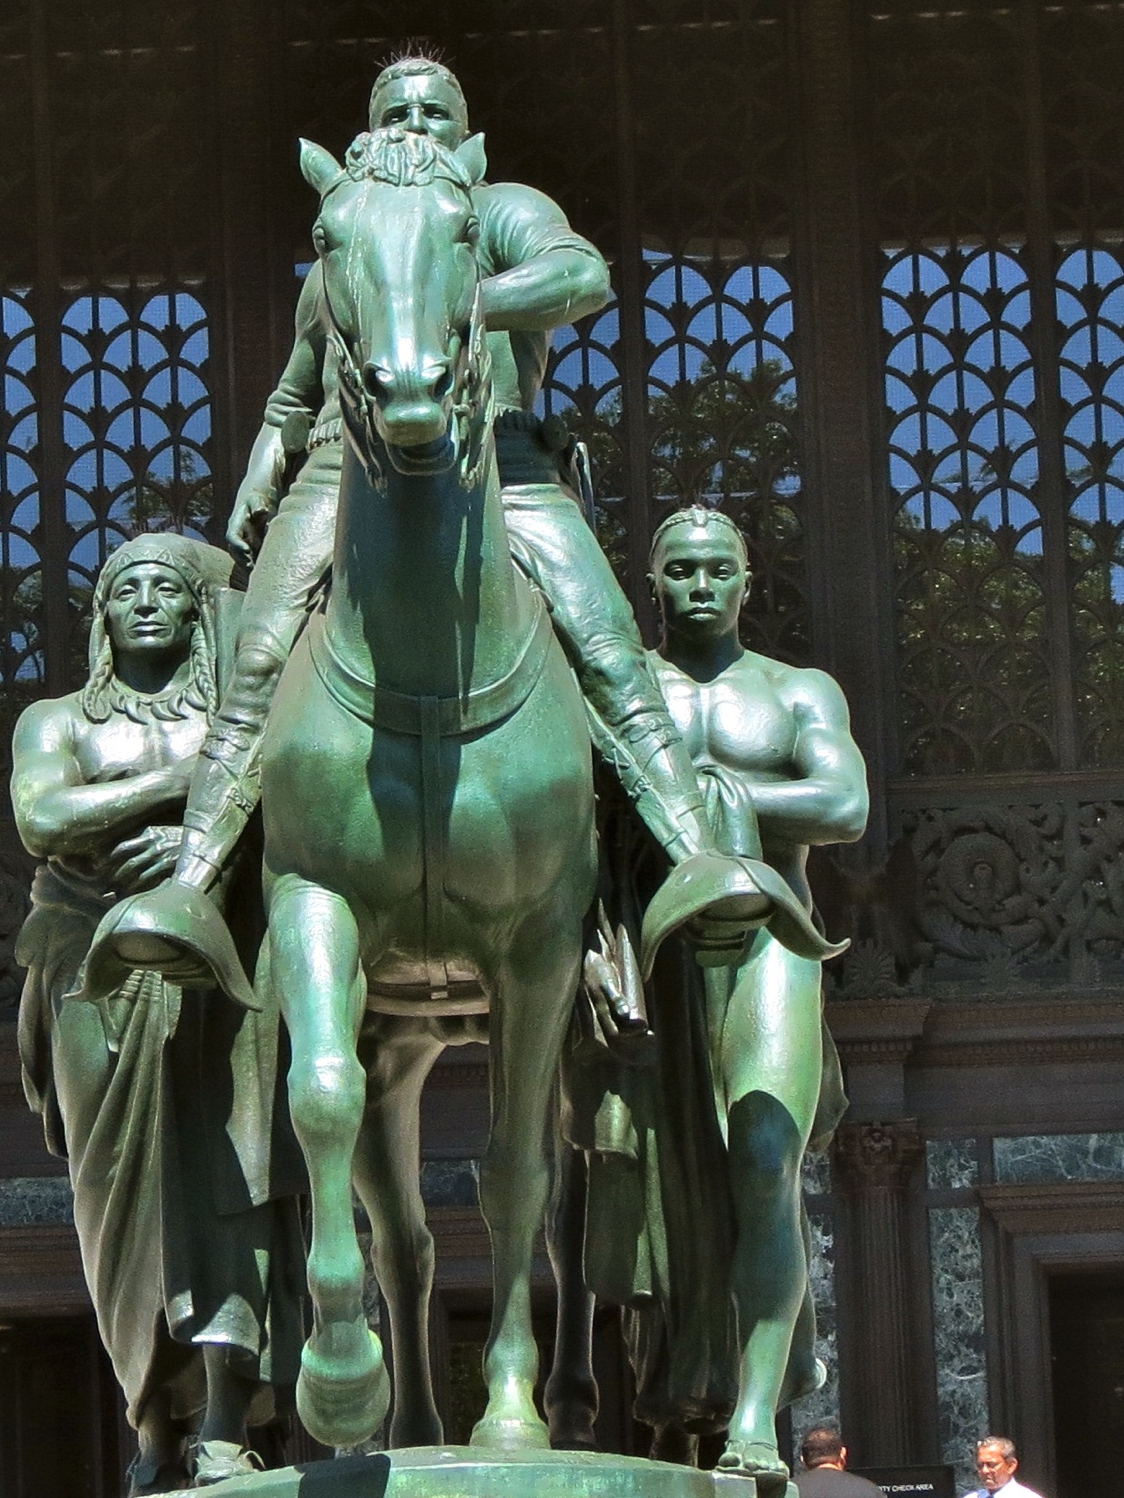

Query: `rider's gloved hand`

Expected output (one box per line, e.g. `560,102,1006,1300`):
226,425,288,569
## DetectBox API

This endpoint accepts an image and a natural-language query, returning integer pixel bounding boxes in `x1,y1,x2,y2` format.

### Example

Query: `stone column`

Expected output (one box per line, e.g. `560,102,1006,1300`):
833,1119,929,1466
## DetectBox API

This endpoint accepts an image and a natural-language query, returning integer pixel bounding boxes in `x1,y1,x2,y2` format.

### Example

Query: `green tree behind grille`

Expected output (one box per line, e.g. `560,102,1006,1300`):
895,509,1124,773
568,357,809,661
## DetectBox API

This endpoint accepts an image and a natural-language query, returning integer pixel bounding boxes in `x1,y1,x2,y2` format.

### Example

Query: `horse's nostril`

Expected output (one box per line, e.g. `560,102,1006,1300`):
431,364,454,403
362,364,390,404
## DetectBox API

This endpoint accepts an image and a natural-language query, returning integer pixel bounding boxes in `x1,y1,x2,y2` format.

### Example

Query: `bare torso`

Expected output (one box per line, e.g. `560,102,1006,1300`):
650,648,814,892
655,652,798,782
71,708,206,792
18,693,206,887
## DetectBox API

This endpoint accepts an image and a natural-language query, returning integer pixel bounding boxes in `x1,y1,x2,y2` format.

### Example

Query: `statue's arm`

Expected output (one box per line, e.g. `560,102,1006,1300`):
228,266,329,566
749,670,869,847
477,183,611,332
11,701,189,861
263,263,329,430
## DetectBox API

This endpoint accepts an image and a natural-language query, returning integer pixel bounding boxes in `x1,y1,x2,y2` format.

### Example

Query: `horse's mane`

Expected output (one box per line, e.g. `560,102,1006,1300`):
344,127,473,193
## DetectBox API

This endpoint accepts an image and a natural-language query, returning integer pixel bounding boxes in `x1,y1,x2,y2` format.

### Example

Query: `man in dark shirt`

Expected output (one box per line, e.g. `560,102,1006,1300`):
795,1425,886,1498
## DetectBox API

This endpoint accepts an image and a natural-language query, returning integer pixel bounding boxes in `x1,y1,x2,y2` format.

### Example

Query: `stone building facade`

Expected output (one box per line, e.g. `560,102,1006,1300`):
0,3,1121,1495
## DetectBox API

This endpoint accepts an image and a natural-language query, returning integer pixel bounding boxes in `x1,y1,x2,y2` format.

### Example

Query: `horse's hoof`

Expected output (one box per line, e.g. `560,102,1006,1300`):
780,1352,828,1409
125,1453,190,1496
469,1414,551,1451
716,1439,790,1492
550,1431,598,1452
546,1393,598,1451
390,1412,444,1448
296,1327,390,1448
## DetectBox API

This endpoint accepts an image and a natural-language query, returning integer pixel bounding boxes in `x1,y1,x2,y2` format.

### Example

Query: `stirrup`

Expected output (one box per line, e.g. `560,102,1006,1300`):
73,882,259,1011
640,850,848,979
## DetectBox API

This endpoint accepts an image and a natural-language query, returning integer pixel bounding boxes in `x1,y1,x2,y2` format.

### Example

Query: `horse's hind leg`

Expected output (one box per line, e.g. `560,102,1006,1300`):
268,877,389,1447
544,1132,598,1449
472,913,583,1451
353,1027,445,1448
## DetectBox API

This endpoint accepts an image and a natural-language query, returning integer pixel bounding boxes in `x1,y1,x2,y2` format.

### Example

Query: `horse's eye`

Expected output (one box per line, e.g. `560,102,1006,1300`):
461,218,480,247
312,221,332,254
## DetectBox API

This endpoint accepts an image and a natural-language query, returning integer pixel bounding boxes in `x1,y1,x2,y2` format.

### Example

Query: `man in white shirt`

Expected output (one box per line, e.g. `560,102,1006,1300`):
962,1437,1045,1498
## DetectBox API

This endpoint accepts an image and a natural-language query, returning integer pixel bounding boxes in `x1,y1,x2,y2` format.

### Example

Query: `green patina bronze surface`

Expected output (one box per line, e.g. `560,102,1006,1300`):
10,535,304,1494
569,507,868,1483
156,1446,798,1497
16,56,865,1497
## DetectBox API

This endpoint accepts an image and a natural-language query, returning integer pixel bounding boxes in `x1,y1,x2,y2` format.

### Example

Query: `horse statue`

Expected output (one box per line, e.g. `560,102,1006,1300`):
252,124,606,1450
85,123,841,1461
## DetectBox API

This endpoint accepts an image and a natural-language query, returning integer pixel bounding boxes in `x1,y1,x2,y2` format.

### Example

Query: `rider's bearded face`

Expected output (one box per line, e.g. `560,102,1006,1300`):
371,75,468,151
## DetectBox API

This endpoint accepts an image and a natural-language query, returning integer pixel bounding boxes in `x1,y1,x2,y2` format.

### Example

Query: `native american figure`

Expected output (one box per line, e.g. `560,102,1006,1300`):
12,534,303,1494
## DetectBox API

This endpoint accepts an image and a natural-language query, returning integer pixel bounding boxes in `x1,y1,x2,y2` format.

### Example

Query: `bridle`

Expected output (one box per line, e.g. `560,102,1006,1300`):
318,171,494,491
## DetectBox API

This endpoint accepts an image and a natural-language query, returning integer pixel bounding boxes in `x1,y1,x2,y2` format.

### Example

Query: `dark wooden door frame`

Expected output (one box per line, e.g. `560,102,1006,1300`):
979,1181,1124,1497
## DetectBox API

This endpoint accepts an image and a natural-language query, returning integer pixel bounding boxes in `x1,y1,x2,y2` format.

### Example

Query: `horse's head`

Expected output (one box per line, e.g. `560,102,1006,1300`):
301,128,490,478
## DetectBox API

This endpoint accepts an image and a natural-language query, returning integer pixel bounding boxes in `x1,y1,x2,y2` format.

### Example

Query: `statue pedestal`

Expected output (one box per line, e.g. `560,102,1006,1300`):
169,1446,798,1497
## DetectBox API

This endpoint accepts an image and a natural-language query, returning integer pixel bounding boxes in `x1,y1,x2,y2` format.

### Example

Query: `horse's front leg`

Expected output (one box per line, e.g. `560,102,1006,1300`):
268,876,389,1447
353,1025,446,1449
471,909,583,1451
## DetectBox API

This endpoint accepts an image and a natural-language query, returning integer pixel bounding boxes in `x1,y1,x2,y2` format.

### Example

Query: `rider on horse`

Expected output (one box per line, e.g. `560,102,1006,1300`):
87,55,836,1019
171,56,741,908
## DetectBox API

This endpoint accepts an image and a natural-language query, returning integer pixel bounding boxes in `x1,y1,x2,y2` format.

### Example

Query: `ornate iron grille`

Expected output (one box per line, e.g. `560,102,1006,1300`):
0,0,218,787
1,0,1122,946
868,0,1124,777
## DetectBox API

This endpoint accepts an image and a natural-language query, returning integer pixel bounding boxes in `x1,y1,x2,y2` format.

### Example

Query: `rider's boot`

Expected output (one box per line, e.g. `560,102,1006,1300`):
174,734,262,892
615,708,743,863
174,642,281,891
594,707,845,977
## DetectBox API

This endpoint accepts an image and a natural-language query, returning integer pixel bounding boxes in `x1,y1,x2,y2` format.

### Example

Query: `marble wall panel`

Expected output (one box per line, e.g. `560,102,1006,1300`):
992,1131,1124,1183
802,1149,832,1197
0,1175,73,1225
926,1137,979,1190
930,1205,988,1493
793,1206,839,1437
421,1157,481,1209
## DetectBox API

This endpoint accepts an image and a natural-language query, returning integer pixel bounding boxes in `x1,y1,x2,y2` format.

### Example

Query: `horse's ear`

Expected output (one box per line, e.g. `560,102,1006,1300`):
455,133,487,185
300,138,343,196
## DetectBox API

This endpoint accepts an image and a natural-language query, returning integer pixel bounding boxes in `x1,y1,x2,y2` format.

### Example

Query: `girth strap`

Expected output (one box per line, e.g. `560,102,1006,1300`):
305,597,552,737
306,598,553,998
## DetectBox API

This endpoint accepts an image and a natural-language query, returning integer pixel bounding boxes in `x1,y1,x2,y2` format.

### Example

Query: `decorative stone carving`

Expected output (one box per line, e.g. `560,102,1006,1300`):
834,1119,924,1193
809,838,931,994
901,800,1124,983
832,1119,928,1465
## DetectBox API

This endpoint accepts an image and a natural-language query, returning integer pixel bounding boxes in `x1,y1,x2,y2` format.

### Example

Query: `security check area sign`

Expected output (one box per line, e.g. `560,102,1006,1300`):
852,1467,956,1498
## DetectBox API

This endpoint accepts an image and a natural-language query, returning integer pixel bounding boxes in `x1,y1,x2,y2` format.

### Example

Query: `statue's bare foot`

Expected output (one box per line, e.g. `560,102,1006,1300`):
191,1439,264,1486
716,1437,790,1491
296,1318,389,1448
